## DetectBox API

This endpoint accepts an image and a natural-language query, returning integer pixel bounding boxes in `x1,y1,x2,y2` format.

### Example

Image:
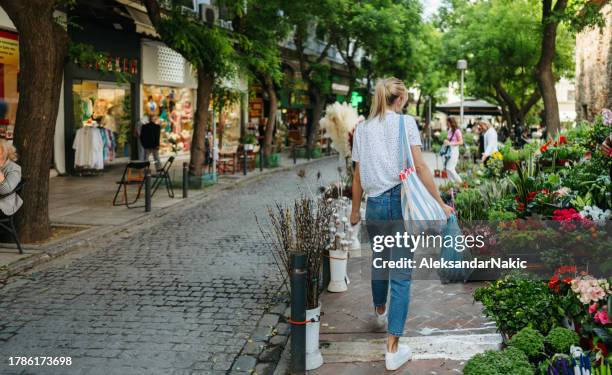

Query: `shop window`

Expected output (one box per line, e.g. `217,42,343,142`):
143,85,194,156
72,80,132,159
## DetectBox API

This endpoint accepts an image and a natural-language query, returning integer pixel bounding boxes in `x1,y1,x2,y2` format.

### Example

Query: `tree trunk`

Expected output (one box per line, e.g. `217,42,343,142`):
190,69,214,176
263,75,277,158
307,90,325,155
0,0,69,242
536,0,567,138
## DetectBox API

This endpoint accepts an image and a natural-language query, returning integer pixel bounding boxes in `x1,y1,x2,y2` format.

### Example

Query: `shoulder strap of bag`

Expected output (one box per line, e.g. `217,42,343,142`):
399,115,415,169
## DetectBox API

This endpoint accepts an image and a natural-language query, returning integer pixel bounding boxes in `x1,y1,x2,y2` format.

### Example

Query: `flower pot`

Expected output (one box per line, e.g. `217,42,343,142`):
306,303,324,370
327,249,348,292
434,169,441,177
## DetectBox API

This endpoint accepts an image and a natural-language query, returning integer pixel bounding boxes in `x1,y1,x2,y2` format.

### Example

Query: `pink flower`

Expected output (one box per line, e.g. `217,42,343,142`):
589,303,599,314
603,109,612,125
594,310,611,325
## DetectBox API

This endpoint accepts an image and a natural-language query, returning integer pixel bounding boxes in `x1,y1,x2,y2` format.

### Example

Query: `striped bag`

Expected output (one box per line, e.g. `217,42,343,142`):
399,115,447,233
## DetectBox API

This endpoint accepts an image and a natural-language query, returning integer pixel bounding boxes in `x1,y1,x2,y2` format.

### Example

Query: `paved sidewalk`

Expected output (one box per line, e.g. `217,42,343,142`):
0,152,334,281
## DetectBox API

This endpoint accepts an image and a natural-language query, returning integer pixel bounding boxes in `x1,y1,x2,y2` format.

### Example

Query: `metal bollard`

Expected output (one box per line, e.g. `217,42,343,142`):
322,249,330,293
259,146,264,172
327,140,331,156
243,147,248,176
293,146,297,165
290,253,307,374
144,169,152,212
182,162,188,198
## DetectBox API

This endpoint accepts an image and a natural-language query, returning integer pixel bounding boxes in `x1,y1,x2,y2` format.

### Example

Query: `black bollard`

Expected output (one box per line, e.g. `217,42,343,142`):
144,169,152,212
322,249,330,293
243,147,248,176
182,162,188,198
293,145,297,165
290,253,307,374
259,145,264,172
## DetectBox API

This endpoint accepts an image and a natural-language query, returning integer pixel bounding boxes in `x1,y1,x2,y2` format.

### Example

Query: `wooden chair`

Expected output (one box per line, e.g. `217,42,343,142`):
0,180,25,254
151,156,175,198
113,161,150,208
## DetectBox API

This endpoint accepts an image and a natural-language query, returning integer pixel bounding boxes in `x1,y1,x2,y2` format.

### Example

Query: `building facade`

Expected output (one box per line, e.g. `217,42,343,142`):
575,4,612,122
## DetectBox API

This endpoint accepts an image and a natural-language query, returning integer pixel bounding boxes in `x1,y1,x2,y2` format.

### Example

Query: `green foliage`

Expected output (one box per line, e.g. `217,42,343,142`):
463,347,534,375
455,188,487,220
439,0,574,126
474,274,563,336
545,327,580,354
212,86,242,115
509,327,545,359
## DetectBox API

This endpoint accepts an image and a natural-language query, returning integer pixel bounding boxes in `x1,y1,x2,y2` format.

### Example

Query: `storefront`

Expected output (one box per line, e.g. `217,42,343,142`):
64,18,141,175
141,40,197,156
0,28,18,141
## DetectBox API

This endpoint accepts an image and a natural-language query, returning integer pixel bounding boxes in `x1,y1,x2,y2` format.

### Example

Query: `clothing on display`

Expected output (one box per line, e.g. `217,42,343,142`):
73,124,104,170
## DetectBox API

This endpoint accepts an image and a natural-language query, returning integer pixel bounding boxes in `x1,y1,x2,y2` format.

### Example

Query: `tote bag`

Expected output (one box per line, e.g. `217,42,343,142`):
437,214,473,283
399,115,447,234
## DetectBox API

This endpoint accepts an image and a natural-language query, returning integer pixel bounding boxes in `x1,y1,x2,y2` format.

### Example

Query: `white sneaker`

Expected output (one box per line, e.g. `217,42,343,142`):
375,307,388,326
385,344,412,371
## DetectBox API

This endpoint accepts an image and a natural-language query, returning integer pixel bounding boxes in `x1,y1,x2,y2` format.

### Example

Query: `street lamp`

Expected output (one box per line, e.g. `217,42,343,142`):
425,95,432,150
457,59,468,128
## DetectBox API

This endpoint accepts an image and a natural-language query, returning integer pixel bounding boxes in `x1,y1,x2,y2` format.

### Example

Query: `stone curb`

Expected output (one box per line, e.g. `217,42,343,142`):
229,295,291,375
0,155,337,285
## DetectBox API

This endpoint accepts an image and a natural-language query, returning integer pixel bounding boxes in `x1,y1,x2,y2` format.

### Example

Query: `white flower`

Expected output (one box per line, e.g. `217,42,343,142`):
580,205,611,225
319,102,359,160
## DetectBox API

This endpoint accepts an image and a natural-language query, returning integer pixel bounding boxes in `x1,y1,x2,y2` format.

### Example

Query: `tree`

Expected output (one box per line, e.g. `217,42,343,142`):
329,0,423,96
143,0,235,176
284,0,338,155
0,0,69,242
536,0,607,137
229,0,289,159
439,0,574,131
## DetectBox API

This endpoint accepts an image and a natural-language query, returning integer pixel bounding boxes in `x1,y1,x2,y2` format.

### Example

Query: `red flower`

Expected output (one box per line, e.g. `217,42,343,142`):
559,135,567,144
540,145,548,153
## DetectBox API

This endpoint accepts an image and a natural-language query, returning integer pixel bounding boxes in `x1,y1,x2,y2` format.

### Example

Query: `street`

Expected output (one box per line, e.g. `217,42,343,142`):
0,158,343,375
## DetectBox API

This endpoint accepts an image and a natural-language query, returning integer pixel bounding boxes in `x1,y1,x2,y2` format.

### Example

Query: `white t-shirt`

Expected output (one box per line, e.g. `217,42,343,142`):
352,112,421,197
483,127,499,157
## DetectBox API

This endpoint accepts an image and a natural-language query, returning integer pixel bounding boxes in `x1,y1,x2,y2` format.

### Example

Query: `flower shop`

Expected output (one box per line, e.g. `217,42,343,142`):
448,110,612,374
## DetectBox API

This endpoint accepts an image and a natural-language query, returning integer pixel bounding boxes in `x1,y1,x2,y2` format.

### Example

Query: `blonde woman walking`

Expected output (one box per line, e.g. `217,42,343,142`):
350,78,452,371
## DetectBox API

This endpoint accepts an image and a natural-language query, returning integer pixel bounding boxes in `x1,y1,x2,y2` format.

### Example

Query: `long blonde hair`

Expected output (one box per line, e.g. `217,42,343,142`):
369,77,408,120
0,139,18,163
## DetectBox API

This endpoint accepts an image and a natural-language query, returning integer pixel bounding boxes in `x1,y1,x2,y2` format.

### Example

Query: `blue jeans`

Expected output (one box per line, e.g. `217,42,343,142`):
366,184,413,337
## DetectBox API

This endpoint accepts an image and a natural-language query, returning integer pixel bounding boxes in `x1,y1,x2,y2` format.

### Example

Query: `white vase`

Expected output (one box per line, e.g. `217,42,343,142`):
306,303,324,370
348,222,361,250
327,248,348,292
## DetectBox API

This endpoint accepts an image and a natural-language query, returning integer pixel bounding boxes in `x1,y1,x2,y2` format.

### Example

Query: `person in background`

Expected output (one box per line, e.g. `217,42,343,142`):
0,140,22,216
443,117,463,183
478,121,499,163
140,115,162,171
135,115,149,161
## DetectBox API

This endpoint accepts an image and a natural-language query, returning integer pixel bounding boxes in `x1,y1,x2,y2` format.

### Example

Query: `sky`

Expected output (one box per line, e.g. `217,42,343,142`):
421,0,442,18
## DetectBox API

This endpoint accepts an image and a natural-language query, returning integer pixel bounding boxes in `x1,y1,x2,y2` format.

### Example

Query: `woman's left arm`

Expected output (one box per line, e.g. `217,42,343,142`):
412,145,454,218
0,166,21,195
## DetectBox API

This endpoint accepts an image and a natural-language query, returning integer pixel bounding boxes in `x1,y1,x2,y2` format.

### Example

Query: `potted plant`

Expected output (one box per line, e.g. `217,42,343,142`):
259,196,333,370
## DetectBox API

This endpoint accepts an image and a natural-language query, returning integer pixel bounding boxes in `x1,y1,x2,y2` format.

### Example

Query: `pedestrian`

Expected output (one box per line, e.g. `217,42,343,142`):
478,120,499,164
135,115,148,161
0,139,22,216
140,115,162,171
443,117,463,183
349,77,453,371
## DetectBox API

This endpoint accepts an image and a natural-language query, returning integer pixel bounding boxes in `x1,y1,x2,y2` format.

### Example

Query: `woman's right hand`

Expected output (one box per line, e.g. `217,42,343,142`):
441,203,454,218
350,210,361,226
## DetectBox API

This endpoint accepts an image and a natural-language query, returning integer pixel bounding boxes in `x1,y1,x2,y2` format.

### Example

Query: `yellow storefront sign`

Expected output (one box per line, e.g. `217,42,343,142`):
0,31,19,66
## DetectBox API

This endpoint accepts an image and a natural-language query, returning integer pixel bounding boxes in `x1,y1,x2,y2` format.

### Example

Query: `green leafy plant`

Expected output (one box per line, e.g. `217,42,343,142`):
463,347,534,375
474,274,563,337
455,188,488,220
545,327,579,354
508,327,545,359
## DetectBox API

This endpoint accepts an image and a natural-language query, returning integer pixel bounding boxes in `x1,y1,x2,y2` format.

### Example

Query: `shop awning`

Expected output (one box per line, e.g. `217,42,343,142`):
116,0,159,37
436,99,502,116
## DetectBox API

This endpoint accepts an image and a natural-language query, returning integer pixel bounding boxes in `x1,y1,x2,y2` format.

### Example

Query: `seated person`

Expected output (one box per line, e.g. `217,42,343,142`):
0,140,22,216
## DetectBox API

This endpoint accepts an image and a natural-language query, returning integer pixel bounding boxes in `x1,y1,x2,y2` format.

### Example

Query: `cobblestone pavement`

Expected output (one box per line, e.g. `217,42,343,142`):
0,158,343,375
